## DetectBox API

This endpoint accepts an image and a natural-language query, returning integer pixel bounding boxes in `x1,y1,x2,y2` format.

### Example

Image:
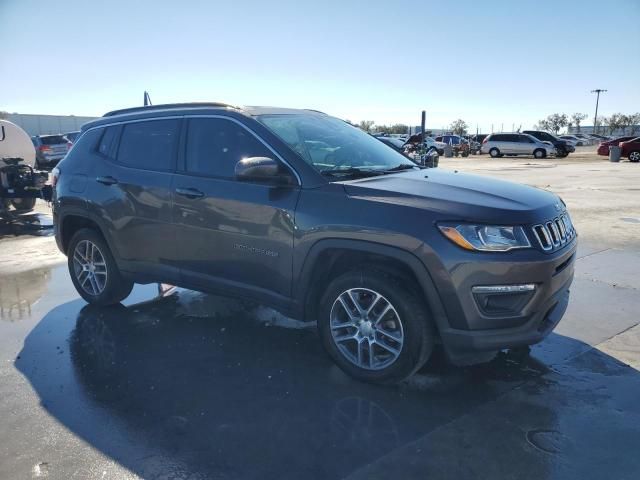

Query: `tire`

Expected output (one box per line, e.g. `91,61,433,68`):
317,268,435,384
556,148,568,158
629,151,640,162
489,148,500,158
67,228,133,305
11,197,36,212
533,149,546,159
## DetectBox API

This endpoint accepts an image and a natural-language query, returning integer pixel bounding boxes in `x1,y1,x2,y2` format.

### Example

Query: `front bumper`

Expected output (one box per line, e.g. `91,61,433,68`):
435,238,577,356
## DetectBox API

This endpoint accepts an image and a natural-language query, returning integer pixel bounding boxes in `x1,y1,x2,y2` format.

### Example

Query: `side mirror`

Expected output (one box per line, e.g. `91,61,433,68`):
235,157,293,185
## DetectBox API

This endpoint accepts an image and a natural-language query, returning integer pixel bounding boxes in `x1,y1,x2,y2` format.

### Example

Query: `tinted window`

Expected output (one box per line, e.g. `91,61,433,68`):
97,126,118,157
491,134,506,141
185,118,272,178
519,135,534,143
117,119,179,171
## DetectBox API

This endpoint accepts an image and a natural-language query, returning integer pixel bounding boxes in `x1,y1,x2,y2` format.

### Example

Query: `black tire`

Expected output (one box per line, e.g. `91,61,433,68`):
437,149,444,156
11,197,36,212
489,148,500,158
533,148,546,159
556,148,568,158
318,268,435,384
67,228,133,305
629,151,640,163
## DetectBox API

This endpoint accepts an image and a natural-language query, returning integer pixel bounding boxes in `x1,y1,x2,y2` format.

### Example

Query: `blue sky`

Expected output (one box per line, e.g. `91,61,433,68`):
1,0,638,132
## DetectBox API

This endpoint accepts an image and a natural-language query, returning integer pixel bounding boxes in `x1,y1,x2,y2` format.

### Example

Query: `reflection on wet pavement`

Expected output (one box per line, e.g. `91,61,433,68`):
0,267,51,321
2,270,639,479
0,211,53,238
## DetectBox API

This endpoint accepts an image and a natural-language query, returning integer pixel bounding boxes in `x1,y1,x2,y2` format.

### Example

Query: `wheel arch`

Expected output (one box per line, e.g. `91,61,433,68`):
295,239,449,335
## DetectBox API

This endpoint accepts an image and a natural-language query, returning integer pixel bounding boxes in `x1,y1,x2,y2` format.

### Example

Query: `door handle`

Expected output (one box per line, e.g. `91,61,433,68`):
96,176,118,185
175,187,204,199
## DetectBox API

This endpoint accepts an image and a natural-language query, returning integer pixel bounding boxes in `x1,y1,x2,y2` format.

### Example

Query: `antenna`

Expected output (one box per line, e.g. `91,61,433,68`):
143,91,152,106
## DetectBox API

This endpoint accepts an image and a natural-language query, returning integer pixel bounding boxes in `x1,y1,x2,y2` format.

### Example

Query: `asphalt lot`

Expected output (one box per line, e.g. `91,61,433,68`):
1,147,639,479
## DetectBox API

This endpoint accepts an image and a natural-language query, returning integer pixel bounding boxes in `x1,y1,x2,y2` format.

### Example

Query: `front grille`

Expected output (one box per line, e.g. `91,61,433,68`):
533,212,576,251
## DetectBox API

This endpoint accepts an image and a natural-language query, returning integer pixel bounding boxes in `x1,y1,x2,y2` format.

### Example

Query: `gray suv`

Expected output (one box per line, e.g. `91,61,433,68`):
53,103,576,383
481,133,556,158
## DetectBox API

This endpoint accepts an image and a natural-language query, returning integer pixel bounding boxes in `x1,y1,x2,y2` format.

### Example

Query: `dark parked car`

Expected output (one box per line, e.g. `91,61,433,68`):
522,130,575,158
31,134,71,169
597,136,637,156
619,137,640,162
53,103,577,383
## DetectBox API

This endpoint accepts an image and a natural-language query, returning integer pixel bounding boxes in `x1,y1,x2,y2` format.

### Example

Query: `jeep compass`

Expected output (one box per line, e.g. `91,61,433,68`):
53,103,577,383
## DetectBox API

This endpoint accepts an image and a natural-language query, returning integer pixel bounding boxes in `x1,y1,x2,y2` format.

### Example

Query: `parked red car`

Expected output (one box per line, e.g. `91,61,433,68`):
620,137,640,162
597,136,636,156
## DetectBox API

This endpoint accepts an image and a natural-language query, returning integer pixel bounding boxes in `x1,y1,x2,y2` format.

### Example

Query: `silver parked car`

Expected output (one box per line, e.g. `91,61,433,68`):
481,133,556,159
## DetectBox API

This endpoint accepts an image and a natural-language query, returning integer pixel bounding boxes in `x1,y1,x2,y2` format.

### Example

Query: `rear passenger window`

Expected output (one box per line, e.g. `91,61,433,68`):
185,118,272,179
97,126,118,158
117,120,179,171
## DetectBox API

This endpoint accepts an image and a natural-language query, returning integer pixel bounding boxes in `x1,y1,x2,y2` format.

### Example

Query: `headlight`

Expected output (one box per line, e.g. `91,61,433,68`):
438,223,531,252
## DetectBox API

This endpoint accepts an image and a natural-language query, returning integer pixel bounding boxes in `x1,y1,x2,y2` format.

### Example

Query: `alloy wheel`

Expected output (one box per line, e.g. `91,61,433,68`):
629,151,640,162
329,288,404,370
73,240,108,296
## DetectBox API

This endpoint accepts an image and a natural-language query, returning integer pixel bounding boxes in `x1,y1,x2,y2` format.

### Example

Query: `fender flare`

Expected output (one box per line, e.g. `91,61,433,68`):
294,239,449,334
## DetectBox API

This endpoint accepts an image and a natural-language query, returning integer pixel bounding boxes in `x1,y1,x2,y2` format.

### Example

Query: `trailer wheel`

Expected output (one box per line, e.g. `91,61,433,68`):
11,197,36,212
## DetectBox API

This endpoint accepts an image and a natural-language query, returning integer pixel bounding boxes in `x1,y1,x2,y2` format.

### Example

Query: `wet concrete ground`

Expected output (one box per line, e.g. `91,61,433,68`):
1,152,640,479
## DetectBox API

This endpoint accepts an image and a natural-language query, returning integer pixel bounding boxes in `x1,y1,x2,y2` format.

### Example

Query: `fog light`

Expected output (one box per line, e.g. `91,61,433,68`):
472,284,535,294
472,284,536,317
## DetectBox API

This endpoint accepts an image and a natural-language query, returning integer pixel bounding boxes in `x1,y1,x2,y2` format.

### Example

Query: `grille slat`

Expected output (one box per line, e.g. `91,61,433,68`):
533,212,575,252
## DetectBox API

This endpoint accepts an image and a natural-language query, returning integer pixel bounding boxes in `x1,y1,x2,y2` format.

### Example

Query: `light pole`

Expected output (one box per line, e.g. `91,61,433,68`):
591,89,607,134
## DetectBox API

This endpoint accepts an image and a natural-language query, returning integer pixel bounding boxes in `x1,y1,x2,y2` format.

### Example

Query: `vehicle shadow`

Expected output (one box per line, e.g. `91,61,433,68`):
14,289,639,479
0,209,53,238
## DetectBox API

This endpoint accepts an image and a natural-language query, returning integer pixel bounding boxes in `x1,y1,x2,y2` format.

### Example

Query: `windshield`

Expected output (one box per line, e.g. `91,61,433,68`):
257,114,416,176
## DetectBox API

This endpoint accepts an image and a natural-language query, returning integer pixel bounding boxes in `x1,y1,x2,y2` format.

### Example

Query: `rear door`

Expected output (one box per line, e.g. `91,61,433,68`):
90,118,181,281
172,116,300,302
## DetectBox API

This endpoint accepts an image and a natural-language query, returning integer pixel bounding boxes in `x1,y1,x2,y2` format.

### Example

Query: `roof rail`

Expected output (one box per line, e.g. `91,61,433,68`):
103,102,237,117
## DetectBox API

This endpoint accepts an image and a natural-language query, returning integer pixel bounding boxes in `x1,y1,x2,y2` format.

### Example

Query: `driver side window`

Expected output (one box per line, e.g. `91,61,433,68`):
185,118,273,179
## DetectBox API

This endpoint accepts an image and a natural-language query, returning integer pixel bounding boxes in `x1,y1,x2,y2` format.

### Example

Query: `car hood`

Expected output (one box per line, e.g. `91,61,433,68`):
342,168,562,224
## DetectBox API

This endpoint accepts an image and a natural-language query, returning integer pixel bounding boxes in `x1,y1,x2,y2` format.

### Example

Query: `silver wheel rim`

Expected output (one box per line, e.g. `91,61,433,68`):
535,150,543,158
491,149,498,157
630,152,640,161
329,288,404,371
73,240,108,296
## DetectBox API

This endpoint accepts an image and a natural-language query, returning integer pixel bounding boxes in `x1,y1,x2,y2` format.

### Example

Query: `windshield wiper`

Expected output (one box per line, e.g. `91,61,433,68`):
320,167,385,178
382,163,420,172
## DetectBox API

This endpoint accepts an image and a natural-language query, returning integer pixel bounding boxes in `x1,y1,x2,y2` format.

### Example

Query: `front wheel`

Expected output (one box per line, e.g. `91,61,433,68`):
629,151,640,162
68,228,133,305
318,269,434,384
489,148,500,158
533,149,546,159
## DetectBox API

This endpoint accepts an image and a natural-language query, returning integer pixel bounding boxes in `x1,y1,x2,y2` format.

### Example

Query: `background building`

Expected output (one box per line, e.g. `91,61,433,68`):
5,113,99,136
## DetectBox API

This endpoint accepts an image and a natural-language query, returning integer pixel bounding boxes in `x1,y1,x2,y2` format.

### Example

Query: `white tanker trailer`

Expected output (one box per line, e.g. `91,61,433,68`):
0,119,52,213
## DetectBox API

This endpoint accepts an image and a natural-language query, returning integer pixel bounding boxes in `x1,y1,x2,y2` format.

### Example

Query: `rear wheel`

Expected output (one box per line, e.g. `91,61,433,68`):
68,228,133,305
629,151,640,162
11,197,36,212
489,148,500,158
533,148,546,159
318,268,434,384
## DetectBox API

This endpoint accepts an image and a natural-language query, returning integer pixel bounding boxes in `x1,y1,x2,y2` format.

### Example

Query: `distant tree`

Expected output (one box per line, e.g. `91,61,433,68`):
629,113,640,135
390,123,409,134
449,119,468,135
618,114,635,135
570,113,588,132
535,119,552,131
358,120,375,132
544,113,568,134
0,111,8,120
606,113,624,135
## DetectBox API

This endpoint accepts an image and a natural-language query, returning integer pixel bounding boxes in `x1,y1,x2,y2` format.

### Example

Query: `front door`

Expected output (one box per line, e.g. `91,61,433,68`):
172,116,300,303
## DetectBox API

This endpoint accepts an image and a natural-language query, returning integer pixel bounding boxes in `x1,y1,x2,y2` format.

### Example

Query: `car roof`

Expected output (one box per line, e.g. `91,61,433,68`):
82,103,327,131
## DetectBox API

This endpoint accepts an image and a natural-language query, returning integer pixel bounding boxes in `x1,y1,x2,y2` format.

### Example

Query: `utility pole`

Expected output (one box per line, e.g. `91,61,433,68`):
591,89,607,134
